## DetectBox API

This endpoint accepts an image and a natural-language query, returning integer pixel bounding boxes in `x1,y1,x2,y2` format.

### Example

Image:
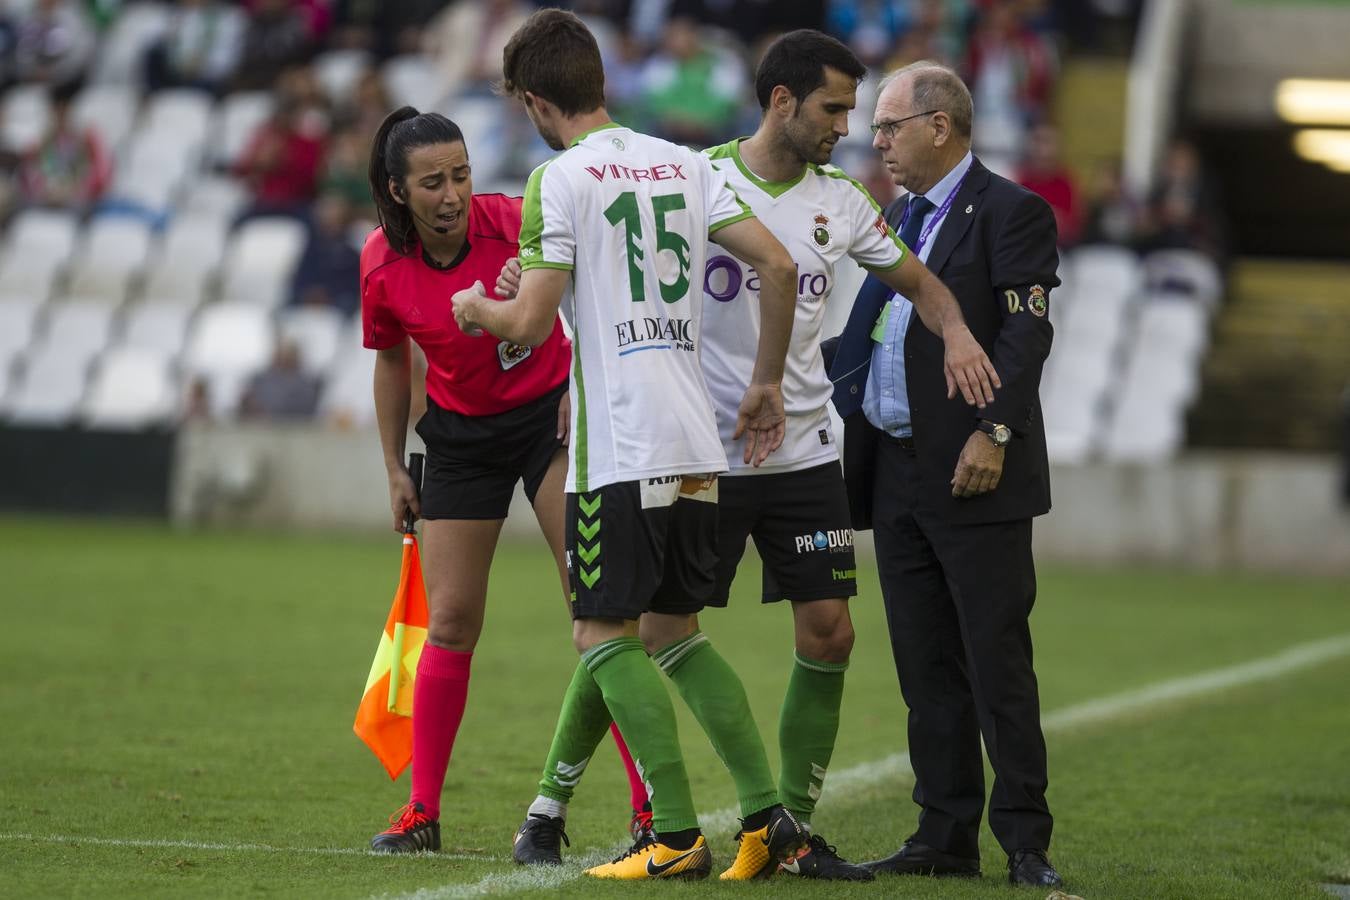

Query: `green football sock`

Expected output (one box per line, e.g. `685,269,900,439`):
583,636,700,833
777,652,848,823
536,661,613,805
653,632,778,817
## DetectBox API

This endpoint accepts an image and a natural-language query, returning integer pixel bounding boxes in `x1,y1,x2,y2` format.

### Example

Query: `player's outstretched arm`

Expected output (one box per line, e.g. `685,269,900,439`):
451,268,567,347
871,253,1001,407
711,216,796,464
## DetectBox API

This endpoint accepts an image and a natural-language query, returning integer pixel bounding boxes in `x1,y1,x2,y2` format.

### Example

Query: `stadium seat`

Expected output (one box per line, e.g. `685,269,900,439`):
218,217,307,309
3,208,80,265
178,175,249,221
314,49,374,104
140,215,230,308
89,1,172,85
182,302,275,418
0,298,44,372
143,89,214,149
118,299,195,357
4,346,91,425
1134,296,1211,364
1142,248,1224,308
33,300,117,367
320,346,377,427
1,83,51,152
383,54,442,112
213,91,275,168
279,305,345,376
82,347,179,429
0,257,63,305
71,83,140,155
66,215,155,304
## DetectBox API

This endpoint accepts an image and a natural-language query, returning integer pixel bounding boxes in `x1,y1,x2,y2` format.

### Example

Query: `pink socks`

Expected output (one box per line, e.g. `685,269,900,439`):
409,645,473,819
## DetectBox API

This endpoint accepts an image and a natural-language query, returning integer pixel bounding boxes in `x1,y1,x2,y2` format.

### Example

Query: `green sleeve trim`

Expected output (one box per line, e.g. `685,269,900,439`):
709,208,754,235
518,161,550,263
519,260,575,272
867,255,907,272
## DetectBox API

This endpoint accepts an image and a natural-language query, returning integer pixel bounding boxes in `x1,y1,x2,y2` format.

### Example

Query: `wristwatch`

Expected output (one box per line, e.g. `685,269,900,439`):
976,419,1012,448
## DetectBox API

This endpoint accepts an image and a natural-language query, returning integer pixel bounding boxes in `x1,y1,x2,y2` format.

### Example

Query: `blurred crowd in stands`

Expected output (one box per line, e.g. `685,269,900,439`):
0,0,1237,428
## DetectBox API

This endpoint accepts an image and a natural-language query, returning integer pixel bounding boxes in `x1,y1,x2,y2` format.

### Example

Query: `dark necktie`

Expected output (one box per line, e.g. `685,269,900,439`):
898,194,936,253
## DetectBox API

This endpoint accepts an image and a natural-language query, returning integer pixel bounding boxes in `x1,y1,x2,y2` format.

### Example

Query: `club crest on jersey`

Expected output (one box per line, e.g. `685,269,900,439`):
498,340,532,370
811,213,832,249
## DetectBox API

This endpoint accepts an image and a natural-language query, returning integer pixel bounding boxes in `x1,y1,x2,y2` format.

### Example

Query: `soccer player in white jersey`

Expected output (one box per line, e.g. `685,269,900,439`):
495,28,1002,881
452,9,817,881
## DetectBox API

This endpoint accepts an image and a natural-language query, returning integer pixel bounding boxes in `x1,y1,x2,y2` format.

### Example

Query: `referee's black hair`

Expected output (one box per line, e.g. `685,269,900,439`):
755,29,866,111
369,106,466,255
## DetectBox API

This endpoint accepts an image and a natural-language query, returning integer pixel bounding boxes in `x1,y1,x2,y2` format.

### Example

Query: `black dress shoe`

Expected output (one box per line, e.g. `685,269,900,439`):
862,840,980,877
1008,848,1063,887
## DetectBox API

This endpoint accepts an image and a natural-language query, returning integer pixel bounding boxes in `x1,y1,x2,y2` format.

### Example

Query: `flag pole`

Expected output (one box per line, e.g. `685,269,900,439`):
387,452,424,711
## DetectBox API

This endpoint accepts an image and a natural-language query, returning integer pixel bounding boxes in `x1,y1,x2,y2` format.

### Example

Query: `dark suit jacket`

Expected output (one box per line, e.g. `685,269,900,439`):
825,157,1059,529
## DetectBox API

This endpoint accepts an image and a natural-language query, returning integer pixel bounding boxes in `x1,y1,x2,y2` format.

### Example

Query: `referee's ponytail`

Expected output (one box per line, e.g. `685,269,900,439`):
369,106,467,255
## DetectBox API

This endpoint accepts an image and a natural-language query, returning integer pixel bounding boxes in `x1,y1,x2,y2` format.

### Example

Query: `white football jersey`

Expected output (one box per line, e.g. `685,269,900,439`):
519,124,754,492
702,139,907,473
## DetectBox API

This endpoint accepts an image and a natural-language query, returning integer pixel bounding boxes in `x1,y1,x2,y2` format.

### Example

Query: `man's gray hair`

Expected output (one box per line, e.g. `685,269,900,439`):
879,61,974,140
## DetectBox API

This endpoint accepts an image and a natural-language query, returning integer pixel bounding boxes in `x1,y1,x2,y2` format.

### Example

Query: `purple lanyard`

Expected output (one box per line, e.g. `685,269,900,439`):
896,167,970,255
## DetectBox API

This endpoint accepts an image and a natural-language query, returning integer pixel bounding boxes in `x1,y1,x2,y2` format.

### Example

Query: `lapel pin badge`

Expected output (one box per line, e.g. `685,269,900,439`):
965,204,974,213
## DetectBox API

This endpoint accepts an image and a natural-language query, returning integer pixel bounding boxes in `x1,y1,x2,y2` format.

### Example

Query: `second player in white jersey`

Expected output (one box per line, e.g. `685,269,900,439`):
520,124,755,492
702,138,906,473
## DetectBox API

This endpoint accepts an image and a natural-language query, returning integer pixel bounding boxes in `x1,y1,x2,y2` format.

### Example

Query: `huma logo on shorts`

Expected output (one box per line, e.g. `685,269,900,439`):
794,529,853,554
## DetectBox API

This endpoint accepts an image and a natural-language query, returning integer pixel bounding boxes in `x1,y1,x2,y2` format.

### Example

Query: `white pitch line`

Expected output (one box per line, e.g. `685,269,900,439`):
384,631,1350,899
0,832,497,862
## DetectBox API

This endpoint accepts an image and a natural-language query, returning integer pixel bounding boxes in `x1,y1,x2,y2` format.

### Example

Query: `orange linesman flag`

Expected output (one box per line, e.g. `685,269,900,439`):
353,527,429,779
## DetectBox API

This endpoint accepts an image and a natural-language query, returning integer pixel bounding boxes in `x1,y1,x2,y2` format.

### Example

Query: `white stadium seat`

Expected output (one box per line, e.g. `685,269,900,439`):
178,175,249,221
66,216,155,304
320,346,376,427
1,84,51,152
140,215,230,307
279,305,345,376
213,91,274,168
118,300,195,357
90,2,172,85
0,298,44,370
4,347,91,425
182,301,276,417
71,83,140,154
143,89,214,149
82,347,179,429
383,54,442,112
33,300,117,366
218,217,307,309
3,208,80,266
1143,248,1224,308
314,49,373,105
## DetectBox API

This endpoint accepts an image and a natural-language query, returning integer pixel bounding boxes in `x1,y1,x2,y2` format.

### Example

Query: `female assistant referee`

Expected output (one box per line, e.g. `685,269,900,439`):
360,107,643,853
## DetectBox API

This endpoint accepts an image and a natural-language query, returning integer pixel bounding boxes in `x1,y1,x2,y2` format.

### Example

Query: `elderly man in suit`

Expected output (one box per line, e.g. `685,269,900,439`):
825,62,1064,888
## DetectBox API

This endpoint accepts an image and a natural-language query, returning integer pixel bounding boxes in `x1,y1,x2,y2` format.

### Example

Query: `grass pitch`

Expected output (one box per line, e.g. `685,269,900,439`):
1,516,1347,899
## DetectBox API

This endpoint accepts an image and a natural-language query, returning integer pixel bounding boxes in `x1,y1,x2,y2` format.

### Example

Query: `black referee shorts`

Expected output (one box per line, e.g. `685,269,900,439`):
413,381,566,520
707,460,858,605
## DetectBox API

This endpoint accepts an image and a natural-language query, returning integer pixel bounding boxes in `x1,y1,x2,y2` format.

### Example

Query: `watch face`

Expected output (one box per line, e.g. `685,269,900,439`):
993,424,1012,446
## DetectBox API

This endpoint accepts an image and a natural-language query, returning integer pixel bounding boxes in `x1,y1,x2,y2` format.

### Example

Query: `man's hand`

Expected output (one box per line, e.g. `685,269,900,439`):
556,389,571,447
496,258,521,299
950,430,1004,498
944,325,1001,407
733,383,785,466
387,465,420,531
451,281,488,337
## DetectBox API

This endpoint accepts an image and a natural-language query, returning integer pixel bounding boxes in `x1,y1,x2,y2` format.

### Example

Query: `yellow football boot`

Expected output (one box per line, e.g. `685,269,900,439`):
584,833,712,880
719,805,808,880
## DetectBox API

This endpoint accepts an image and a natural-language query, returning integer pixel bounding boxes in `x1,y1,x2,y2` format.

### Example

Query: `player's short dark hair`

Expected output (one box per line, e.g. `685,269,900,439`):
500,8,605,117
754,29,866,111
368,106,465,255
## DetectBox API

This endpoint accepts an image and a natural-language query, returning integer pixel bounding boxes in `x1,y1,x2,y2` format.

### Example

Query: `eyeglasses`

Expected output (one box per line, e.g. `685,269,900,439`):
869,110,939,139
